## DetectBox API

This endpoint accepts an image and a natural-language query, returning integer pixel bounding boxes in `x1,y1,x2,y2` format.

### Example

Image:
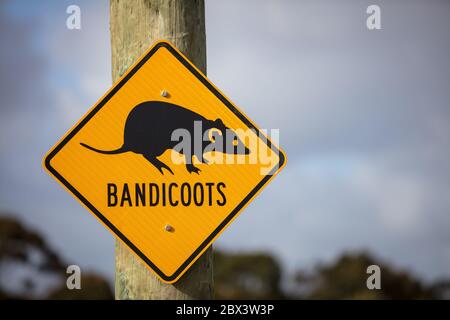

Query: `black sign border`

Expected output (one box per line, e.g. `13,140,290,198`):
44,41,285,282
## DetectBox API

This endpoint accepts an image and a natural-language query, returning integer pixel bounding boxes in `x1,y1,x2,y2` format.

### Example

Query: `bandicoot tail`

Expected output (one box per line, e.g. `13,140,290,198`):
80,142,127,155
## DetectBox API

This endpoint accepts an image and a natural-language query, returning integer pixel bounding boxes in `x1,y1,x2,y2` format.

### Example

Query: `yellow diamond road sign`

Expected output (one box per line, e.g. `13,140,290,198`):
44,40,286,283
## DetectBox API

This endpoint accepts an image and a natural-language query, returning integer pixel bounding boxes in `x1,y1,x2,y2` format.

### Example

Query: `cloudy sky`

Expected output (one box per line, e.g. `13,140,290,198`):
1,0,450,284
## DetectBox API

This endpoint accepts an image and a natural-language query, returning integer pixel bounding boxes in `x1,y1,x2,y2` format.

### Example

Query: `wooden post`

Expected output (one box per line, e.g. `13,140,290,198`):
110,0,213,300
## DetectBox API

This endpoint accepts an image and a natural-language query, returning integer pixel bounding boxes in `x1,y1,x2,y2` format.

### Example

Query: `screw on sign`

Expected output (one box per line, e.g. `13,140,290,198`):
43,40,286,283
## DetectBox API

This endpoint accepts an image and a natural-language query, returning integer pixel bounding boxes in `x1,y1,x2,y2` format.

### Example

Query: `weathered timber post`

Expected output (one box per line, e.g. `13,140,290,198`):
110,0,213,300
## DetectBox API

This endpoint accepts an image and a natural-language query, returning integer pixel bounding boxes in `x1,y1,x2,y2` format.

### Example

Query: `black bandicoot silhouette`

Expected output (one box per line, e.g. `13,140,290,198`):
80,101,250,174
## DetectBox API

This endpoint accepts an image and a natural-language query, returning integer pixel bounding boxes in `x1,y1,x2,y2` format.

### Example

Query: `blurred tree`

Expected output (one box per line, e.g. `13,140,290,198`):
0,214,113,300
46,273,113,300
214,250,284,299
429,280,450,300
0,215,66,299
2,214,449,300
293,252,441,299
0,215,65,273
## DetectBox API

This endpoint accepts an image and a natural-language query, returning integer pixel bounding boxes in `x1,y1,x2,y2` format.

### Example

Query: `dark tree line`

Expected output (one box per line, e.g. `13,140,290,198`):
0,215,112,299
1,214,449,300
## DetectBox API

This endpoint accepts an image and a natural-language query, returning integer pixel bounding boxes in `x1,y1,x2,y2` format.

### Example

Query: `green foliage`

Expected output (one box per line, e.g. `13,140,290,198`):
294,252,437,299
0,215,65,273
214,250,284,299
46,274,113,300
1,214,449,300
0,214,113,300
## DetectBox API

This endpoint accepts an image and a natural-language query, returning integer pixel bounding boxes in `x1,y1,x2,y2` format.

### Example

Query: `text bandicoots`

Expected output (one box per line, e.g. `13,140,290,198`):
107,182,227,207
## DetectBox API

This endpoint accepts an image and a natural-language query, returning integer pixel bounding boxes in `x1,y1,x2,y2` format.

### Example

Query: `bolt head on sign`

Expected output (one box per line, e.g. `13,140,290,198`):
43,40,286,283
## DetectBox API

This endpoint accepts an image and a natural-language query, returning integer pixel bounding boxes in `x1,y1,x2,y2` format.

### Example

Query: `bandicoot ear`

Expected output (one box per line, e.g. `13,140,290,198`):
214,118,225,128
208,128,222,142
